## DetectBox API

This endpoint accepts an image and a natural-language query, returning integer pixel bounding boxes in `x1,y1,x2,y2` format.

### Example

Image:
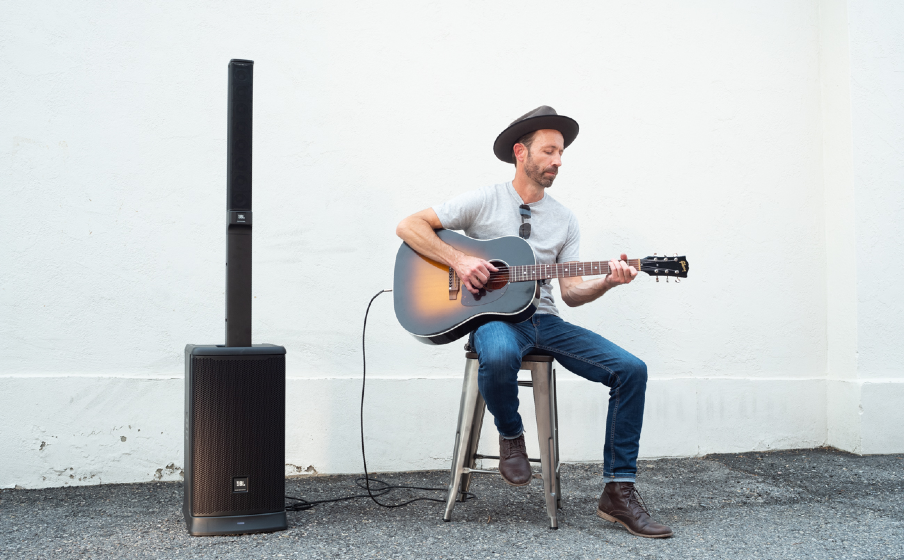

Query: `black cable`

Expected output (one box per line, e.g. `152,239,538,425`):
358,289,448,507
285,289,474,512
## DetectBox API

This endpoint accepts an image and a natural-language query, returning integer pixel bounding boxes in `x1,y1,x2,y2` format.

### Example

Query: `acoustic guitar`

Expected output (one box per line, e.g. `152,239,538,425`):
393,229,689,345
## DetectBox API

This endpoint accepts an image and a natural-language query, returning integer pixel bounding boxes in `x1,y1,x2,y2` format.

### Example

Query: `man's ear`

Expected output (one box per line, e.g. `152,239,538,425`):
513,142,527,165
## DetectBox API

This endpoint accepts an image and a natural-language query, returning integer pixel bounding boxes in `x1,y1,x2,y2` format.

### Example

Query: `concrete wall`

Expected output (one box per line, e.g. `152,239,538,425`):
0,0,900,489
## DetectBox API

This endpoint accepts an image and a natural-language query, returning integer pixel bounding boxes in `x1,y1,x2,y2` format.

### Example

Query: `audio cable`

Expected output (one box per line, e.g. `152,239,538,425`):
285,289,474,512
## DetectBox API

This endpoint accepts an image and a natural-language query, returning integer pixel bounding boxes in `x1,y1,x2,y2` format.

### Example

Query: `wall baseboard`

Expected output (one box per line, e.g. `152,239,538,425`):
5,374,890,489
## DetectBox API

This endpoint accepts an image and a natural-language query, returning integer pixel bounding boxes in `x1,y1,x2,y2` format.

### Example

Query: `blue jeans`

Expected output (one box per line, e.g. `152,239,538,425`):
470,313,647,482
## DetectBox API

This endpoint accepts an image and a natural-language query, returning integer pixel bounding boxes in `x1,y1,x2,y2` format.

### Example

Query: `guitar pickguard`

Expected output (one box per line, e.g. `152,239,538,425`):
461,283,509,307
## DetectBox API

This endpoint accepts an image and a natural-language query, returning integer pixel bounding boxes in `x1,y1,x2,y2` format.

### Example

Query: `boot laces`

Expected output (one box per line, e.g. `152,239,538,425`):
501,436,526,459
625,484,651,516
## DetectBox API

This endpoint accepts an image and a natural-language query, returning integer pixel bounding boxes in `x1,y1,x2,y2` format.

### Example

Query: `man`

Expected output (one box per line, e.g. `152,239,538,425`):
396,106,672,538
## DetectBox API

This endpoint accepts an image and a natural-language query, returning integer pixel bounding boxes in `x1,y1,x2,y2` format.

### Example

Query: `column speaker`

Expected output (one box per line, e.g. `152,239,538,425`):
227,59,252,212
226,58,253,348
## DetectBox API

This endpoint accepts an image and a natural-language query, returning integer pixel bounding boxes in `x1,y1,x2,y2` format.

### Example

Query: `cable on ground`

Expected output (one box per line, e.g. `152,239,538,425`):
285,289,474,512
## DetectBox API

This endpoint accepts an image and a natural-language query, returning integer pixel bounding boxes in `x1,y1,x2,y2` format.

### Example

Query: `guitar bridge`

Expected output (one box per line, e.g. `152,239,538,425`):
449,267,460,300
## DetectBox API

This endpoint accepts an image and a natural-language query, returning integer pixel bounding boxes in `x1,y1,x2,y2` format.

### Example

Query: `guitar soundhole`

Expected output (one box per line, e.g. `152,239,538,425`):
486,260,509,290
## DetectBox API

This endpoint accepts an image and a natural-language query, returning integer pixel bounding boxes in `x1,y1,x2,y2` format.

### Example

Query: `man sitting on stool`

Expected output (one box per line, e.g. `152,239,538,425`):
396,106,672,538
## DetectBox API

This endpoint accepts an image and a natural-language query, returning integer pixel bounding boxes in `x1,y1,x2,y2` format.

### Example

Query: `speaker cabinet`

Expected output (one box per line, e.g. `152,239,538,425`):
183,344,287,536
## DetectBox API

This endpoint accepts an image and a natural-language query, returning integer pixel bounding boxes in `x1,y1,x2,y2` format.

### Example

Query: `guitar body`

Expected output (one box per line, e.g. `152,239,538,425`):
393,230,539,345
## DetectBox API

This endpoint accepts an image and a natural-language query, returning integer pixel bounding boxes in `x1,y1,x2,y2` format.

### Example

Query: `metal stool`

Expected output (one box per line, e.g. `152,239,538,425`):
443,351,562,529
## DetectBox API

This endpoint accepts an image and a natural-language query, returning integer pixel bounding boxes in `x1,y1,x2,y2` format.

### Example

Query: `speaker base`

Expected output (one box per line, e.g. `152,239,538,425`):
185,510,288,536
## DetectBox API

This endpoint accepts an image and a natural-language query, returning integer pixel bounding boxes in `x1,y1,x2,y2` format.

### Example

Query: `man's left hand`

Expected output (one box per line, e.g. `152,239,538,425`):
603,254,637,289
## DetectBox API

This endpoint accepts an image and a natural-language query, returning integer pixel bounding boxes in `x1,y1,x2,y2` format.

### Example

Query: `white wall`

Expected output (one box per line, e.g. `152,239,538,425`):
1,0,901,489
822,0,904,454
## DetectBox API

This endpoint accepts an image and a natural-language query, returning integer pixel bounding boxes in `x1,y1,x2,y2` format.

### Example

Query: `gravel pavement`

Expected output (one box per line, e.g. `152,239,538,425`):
1,447,902,559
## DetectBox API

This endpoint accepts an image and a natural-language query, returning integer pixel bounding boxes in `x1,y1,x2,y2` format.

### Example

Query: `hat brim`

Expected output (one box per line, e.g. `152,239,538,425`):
493,114,579,164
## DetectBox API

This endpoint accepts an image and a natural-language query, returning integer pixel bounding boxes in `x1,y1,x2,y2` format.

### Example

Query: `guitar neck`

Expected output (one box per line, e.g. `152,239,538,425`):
507,259,642,283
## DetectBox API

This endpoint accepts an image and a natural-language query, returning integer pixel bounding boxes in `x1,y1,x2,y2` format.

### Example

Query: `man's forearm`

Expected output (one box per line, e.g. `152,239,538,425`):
561,277,612,307
395,216,464,268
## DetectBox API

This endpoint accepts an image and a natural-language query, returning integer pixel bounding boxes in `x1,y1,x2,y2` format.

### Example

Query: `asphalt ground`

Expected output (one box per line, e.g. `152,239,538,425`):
1,448,902,559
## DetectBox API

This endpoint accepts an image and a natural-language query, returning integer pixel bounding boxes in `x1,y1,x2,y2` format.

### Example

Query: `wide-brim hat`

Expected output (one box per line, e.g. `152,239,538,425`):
493,105,579,164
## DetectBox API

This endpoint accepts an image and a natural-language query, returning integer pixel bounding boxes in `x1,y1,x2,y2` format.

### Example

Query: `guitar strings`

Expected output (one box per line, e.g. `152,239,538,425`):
485,259,643,271
482,260,644,279
450,258,683,282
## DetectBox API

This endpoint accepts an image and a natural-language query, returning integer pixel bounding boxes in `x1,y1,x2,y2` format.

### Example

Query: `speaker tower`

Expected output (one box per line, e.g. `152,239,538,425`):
183,59,288,536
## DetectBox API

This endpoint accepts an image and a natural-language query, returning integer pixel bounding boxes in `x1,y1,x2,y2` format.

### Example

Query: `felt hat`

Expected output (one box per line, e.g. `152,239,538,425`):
492,105,579,164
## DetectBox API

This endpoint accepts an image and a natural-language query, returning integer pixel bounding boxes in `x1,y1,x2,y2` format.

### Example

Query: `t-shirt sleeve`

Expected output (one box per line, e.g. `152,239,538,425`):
557,213,581,263
432,188,486,231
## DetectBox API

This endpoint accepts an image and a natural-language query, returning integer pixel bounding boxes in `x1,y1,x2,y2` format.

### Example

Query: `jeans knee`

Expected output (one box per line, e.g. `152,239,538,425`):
480,351,521,381
621,357,647,388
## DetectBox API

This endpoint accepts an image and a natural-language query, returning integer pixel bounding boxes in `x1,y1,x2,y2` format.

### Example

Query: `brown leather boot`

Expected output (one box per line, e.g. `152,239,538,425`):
596,482,673,538
498,435,531,486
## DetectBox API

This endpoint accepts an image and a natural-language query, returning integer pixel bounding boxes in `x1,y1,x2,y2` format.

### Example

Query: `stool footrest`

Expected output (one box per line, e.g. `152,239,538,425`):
461,468,543,480
461,468,498,475
474,453,541,463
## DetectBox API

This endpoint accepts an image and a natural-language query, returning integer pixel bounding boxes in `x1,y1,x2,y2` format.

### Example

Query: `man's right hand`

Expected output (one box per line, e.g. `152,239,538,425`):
453,254,499,295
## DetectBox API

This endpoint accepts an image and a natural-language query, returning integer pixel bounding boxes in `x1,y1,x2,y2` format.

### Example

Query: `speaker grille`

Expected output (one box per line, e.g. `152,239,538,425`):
190,355,285,516
227,60,253,211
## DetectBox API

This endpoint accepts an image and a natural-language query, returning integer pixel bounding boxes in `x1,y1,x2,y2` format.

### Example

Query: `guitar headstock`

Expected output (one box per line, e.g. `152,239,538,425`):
639,254,689,282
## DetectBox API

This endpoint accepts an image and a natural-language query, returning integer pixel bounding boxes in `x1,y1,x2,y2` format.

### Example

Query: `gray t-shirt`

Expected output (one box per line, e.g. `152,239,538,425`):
433,181,581,316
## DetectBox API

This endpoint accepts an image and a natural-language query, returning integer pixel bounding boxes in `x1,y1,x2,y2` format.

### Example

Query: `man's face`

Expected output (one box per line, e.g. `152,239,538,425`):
522,129,564,189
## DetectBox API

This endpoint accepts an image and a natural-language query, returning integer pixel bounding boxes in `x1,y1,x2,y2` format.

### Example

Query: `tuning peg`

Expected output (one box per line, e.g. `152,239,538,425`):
675,278,680,283
666,276,669,283
655,276,659,283
653,253,657,256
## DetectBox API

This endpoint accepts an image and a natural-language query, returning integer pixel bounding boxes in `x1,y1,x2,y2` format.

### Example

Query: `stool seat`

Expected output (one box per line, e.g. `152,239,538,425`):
444,351,561,529
464,351,553,362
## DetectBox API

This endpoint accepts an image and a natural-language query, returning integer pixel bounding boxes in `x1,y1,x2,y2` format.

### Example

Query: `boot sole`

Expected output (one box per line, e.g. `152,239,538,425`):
499,473,531,487
596,509,673,538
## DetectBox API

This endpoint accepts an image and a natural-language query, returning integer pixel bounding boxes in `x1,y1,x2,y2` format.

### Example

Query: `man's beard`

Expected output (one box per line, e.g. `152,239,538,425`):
524,152,557,188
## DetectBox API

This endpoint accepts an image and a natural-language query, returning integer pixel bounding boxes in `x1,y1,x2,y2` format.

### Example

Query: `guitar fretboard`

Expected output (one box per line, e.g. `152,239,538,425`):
506,259,642,283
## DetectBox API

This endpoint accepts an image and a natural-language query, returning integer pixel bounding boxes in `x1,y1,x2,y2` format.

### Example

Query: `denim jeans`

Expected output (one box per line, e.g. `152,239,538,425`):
470,313,647,482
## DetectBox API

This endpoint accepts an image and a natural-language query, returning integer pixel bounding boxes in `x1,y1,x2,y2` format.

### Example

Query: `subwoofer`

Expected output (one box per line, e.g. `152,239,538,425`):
183,344,287,535
183,59,287,536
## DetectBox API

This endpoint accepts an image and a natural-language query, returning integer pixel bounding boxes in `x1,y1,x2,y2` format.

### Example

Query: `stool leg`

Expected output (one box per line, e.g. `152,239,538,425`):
530,362,558,530
551,368,561,510
444,358,481,522
460,391,486,500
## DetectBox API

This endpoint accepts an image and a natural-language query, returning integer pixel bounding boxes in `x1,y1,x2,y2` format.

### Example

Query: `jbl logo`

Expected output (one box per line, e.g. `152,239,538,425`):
233,477,249,493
